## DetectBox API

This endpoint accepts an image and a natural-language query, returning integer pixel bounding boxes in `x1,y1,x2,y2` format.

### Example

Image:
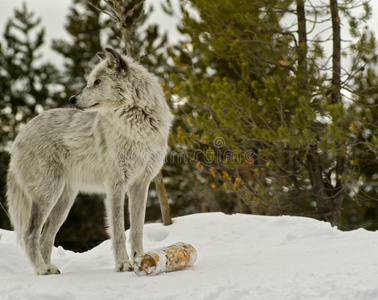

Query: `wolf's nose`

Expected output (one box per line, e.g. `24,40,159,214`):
69,96,77,105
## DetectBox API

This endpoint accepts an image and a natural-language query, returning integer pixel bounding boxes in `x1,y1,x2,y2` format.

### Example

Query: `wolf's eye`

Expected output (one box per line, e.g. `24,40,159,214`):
94,79,101,86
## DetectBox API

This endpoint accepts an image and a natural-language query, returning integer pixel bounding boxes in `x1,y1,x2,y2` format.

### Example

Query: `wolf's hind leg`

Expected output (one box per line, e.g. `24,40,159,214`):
24,183,65,275
40,185,77,265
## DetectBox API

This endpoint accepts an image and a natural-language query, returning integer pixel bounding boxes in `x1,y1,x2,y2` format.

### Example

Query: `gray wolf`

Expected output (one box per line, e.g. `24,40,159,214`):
6,48,173,275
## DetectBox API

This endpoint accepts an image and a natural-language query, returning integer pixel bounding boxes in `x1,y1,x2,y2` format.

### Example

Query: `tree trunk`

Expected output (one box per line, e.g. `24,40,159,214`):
330,0,341,104
296,1,332,220
306,144,342,227
296,0,307,72
154,172,172,225
298,0,344,227
330,0,345,227
306,145,331,213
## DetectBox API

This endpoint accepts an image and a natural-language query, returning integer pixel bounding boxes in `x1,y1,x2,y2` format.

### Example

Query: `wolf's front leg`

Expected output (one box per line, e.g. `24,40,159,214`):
128,179,150,263
106,183,132,272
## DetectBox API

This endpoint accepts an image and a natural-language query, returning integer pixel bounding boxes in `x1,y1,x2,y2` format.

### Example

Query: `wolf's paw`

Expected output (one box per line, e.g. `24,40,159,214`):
116,260,133,272
36,264,61,275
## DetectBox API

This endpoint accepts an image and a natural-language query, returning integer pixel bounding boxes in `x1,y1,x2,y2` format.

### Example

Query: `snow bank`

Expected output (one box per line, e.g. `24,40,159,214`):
1,213,378,300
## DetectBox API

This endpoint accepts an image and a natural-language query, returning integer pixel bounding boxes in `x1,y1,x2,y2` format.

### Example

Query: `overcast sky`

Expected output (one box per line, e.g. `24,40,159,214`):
0,0,377,68
0,0,182,67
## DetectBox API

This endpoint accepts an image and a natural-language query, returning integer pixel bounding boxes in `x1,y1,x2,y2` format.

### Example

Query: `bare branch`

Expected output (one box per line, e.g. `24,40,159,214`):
89,0,145,58
87,1,119,23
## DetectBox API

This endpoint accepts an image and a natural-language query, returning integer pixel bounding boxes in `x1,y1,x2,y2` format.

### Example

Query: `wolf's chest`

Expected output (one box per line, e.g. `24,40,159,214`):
116,142,150,179
94,113,164,181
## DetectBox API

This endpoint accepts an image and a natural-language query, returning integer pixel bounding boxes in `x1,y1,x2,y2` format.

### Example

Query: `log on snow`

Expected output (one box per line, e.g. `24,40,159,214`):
133,243,197,276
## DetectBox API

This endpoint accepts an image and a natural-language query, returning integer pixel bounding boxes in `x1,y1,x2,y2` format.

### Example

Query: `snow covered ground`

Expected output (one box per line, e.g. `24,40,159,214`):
1,212,378,300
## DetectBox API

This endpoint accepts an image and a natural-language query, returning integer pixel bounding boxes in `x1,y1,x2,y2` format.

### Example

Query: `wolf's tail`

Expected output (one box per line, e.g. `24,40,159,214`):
6,171,31,245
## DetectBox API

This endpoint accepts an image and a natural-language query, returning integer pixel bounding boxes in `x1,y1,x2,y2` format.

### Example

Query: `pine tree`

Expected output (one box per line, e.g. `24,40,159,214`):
0,3,63,229
169,0,377,227
342,24,378,229
0,2,63,145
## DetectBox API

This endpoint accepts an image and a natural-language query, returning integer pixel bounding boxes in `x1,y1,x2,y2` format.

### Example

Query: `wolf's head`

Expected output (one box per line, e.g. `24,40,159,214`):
69,48,160,112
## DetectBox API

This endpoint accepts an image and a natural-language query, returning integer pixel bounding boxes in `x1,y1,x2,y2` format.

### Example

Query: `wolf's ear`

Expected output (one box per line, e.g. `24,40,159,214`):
105,48,128,74
96,52,106,61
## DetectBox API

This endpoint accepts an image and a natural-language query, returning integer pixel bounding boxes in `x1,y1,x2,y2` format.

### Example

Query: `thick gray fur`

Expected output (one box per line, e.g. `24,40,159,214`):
6,48,173,275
